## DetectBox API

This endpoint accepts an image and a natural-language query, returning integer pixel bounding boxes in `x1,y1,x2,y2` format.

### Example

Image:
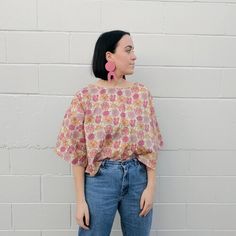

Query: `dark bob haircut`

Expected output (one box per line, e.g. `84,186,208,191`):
92,30,130,81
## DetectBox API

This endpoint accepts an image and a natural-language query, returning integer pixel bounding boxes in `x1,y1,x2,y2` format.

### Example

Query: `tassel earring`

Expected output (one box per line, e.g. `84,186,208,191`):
105,61,116,82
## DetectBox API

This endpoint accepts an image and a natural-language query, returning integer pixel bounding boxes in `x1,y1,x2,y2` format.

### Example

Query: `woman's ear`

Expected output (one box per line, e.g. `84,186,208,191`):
105,51,112,61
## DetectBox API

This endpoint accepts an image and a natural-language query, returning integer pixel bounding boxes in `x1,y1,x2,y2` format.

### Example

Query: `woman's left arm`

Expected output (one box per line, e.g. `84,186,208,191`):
139,167,156,217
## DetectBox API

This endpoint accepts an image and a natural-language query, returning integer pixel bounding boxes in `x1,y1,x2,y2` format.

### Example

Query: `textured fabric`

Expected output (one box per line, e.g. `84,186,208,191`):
78,155,153,236
54,82,164,176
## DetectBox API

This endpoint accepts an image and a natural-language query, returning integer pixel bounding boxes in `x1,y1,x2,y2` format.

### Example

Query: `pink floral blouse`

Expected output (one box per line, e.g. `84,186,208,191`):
54,82,164,176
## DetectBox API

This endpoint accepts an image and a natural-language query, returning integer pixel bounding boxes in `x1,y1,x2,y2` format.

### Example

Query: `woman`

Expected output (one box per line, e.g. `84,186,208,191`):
54,30,164,236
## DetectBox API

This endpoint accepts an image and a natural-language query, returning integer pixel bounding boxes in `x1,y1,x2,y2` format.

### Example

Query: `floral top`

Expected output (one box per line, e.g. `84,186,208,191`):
54,82,164,176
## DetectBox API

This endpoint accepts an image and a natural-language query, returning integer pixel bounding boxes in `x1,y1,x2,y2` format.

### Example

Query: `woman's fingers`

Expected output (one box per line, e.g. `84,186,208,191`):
139,201,153,217
76,201,90,230
77,215,90,230
84,208,90,227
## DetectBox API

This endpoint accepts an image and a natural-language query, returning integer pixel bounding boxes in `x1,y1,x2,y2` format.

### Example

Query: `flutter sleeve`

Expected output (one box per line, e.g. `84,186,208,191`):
54,92,87,167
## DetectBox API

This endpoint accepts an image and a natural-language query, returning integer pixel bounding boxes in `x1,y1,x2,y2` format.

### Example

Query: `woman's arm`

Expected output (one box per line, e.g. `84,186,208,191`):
72,165,86,203
146,167,156,188
72,165,90,230
139,167,156,217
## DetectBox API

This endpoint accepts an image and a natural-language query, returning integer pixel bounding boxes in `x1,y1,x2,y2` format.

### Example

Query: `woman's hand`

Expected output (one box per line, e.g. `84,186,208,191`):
139,186,155,217
75,200,90,230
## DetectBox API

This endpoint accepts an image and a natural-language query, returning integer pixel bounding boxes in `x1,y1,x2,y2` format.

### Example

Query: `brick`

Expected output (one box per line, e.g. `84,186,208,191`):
0,65,38,94
101,1,163,33
0,204,11,229
12,204,70,229
163,3,225,35
6,32,69,63
0,0,37,30
42,176,74,203
10,149,70,175
0,176,40,203
39,65,93,95
70,33,99,64
38,0,101,31
0,148,10,174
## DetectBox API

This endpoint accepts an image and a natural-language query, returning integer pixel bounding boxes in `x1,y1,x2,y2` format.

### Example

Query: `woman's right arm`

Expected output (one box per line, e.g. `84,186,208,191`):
72,165,90,230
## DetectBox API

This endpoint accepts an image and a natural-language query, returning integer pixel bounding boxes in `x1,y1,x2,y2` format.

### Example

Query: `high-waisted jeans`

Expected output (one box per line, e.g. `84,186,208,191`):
78,154,153,236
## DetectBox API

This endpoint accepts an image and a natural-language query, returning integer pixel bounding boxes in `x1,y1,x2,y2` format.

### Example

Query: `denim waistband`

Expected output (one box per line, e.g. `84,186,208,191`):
101,154,139,167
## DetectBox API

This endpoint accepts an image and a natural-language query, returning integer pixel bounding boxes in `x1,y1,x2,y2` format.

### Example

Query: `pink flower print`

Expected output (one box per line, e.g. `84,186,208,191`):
122,127,129,135
95,116,101,123
146,139,153,148
143,116,150,123
120,112,126,118
79,137,86,144
110,94,116,101
88,133,95,140
76,124,84,131
130,135,137,142
107,88,116,94
137,116,143,122
60,146,66,152
141,93,148,99
133,93,139,99
124,90,132,96
77,106,84,113
90,150,97,157
97,131,105,139
105,133,112,140
82,88,88,94
113,132,121,139
76,113,84,121
138,140,144,146
122,136,129,142
118,104,125,112
117,90,123,96
86,109,92,115
143,100,148,108
94,107,102,115
92,94,99,101
128,111,135,119
72,157,78,164
131,143,136,151
69,125,75,130
85,101,92,107
105,125,113,133
138,131,144,138
101,102,109,110
130,119,136,127
87,125,95,133
114,140,121,148
127,97,132,104
144,124,150,132
100,88,106,94
112,109,119,116
113,117,119,125
68,145,75,153
103,110,109,116
87,165,93,173
134,108,142,116
103,147,112,156
91,88,98,94
72,131,79,138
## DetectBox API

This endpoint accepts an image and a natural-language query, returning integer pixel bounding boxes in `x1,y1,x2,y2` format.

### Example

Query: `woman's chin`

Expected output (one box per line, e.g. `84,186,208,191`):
126,70,135,75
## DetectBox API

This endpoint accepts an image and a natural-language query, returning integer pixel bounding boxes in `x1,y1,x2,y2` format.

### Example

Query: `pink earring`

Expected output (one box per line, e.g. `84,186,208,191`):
105,61,116,82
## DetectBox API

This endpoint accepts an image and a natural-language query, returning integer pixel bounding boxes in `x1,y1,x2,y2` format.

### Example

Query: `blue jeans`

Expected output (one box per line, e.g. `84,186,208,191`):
78,154,153,236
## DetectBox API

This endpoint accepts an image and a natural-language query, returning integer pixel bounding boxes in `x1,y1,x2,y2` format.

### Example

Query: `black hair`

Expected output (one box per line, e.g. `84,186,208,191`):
92,30,130,81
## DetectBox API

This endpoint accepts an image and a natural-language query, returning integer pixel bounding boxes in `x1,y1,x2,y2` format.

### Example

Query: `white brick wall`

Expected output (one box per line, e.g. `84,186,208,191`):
0,0,236,235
